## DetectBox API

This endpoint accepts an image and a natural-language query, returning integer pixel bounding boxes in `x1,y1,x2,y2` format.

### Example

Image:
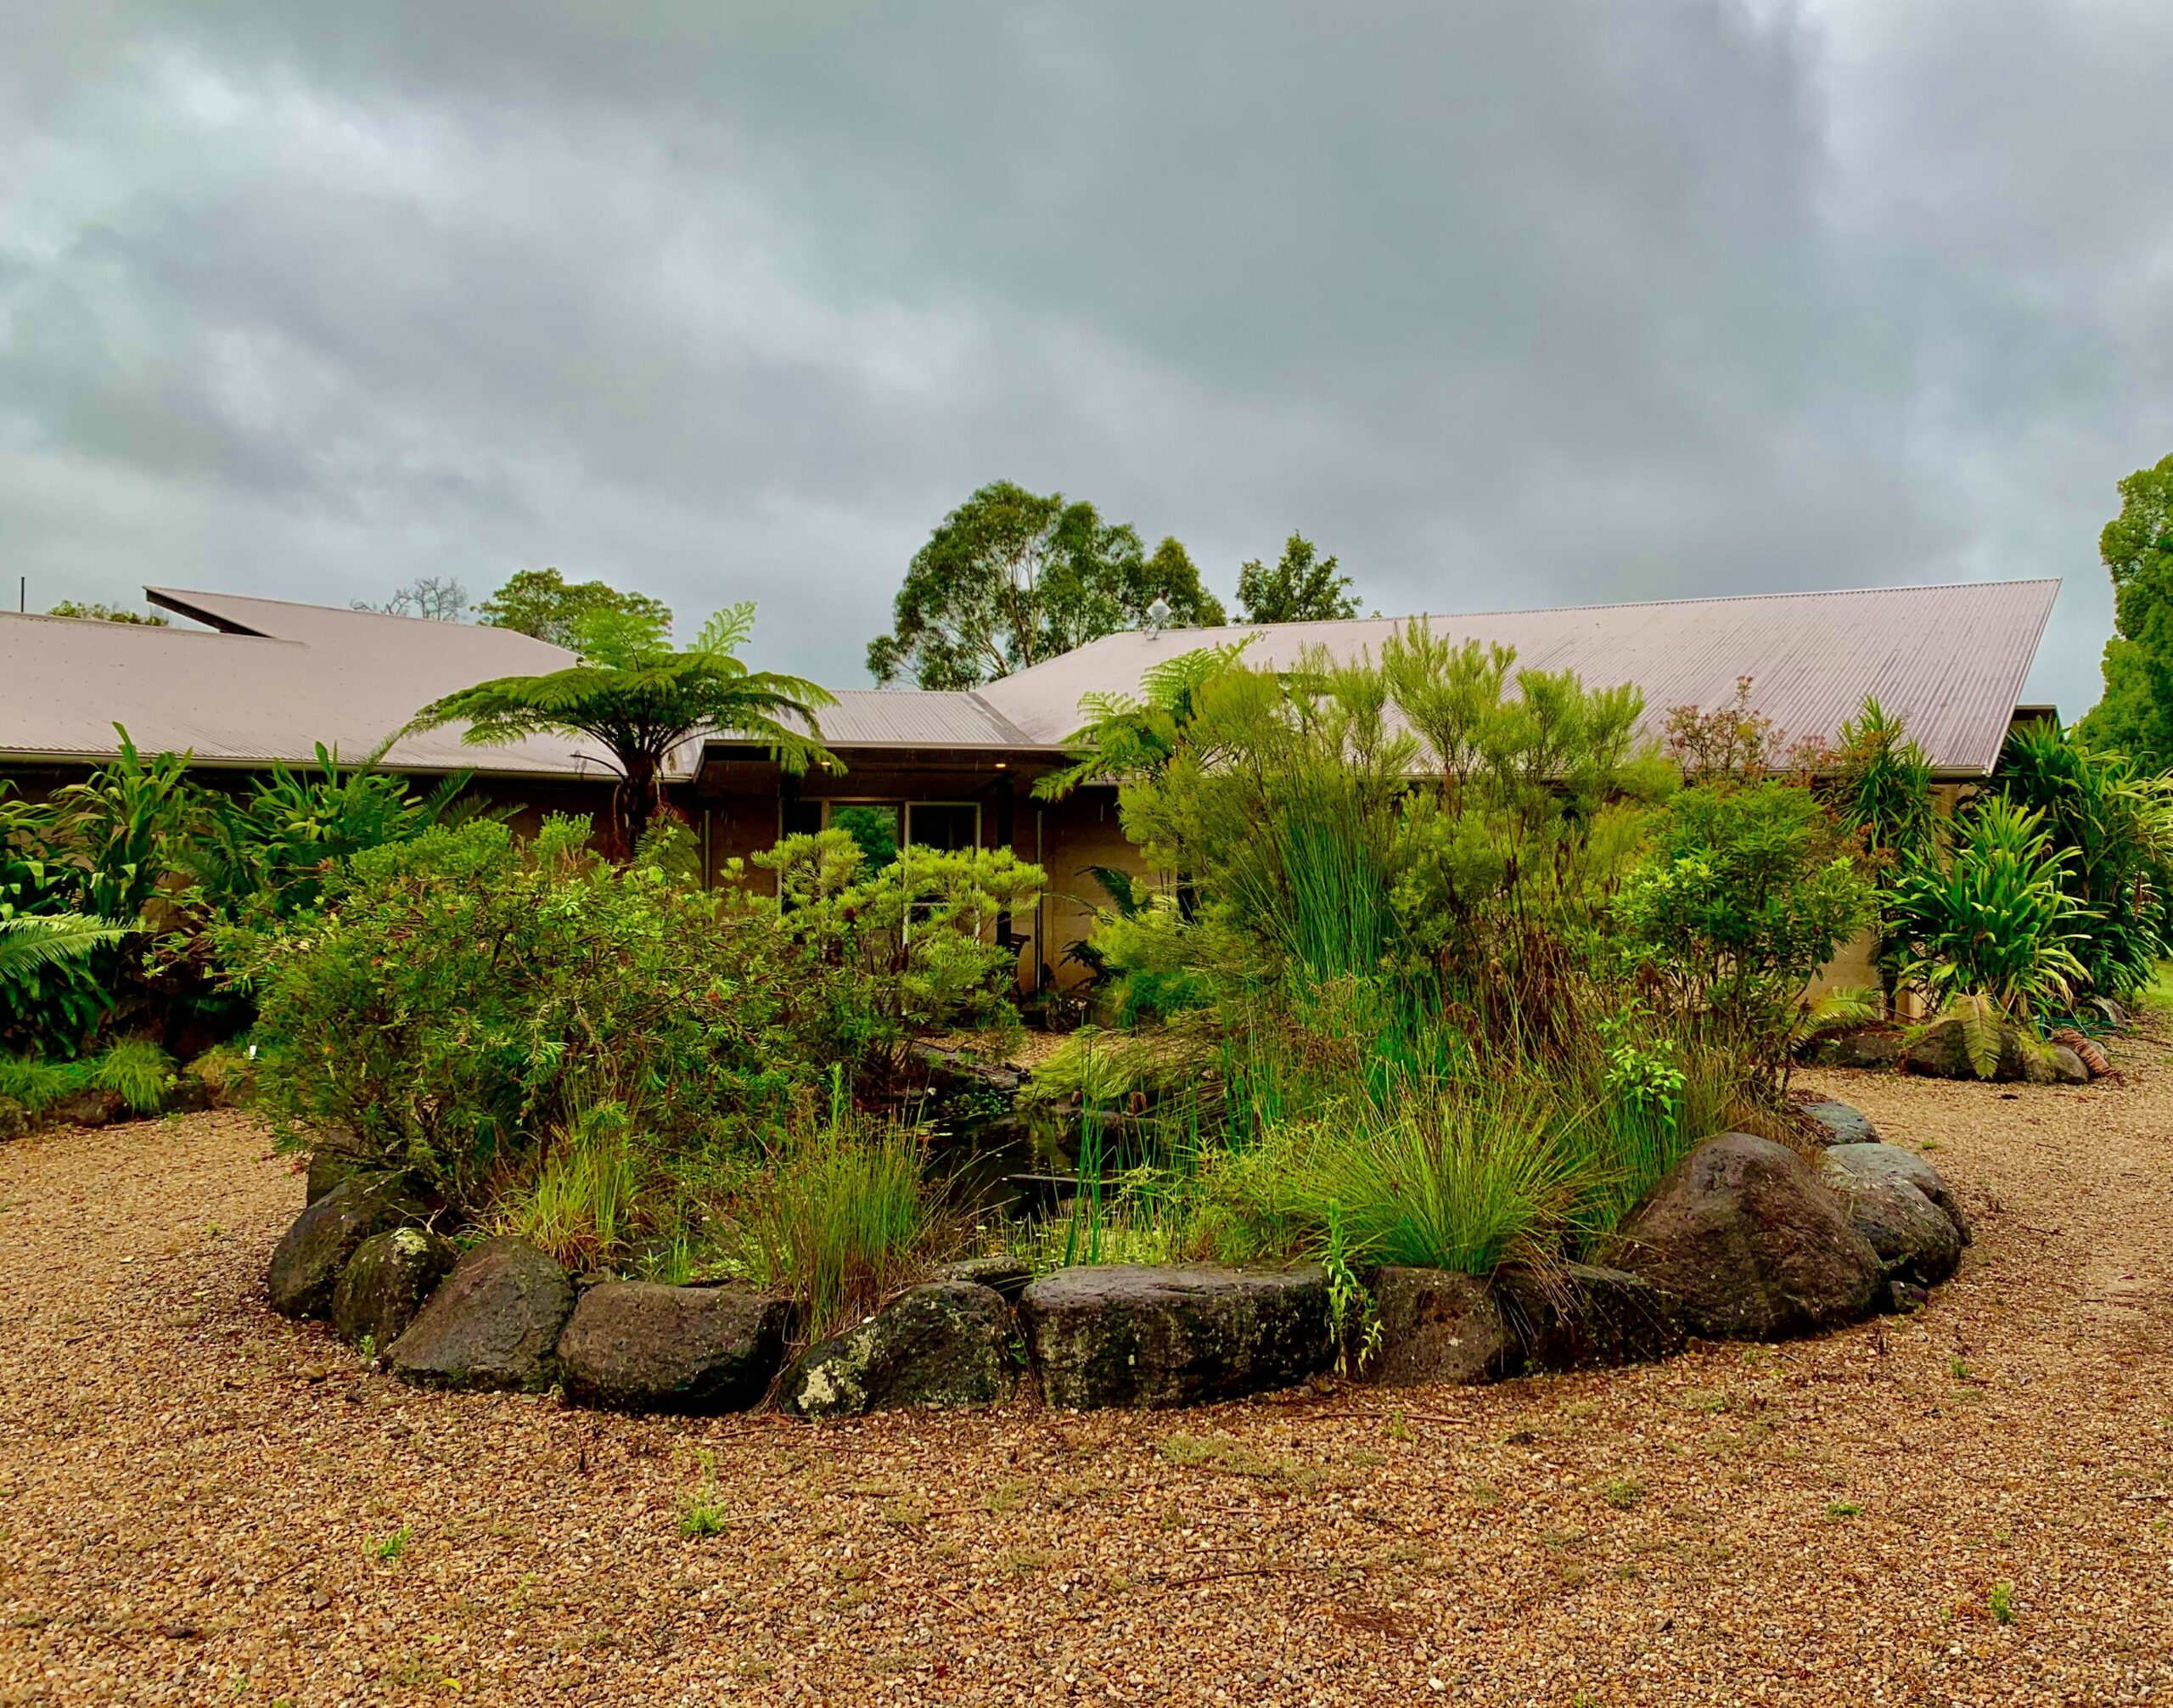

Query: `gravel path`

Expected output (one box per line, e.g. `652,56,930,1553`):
3,1054,2171,1708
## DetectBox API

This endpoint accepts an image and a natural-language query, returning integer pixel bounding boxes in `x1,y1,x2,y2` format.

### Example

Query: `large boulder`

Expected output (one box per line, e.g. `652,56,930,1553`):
1799,1100,1879,1147
386,1239,574,1392
332,1227,458,1350
1801,1026,1904,1070
2048,1045,2091,1086
780,1281,1015,1420
1610,1133,1883,1341
266,1177,419,1319
1822,1140,1969,1239
558,1282,793,1413
1491,1262,1687,1373
1362,1268,1512,1386
1903,1015,2032,1082
1816,1150,1962,1288
42,1088,128,1129
305,1126,373,1204
1020,1265,1331,1410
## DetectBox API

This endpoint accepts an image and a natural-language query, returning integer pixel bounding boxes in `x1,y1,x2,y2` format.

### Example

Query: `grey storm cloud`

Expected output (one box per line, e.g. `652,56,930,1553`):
4,0,2172,714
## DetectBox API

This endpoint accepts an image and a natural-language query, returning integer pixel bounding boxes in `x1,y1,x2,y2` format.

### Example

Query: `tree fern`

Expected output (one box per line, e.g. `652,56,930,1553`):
0,915,127,979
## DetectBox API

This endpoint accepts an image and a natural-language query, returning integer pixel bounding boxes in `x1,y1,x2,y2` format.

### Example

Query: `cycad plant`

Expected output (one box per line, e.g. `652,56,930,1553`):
1886,797,2089,1021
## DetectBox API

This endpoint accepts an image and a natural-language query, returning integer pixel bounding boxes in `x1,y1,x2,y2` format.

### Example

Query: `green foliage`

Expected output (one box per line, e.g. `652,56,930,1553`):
1887,797,2089,1020
1035,640,1256,801
1617,783,1876,1090
1234,533,1359,625
475,568,672,649
183,744,497,923
755,829,1044,1035
0,914,127,979
2079,453,2173,765
1993,720,2173,998
87,1037,176,1114
409,603,836,851
828,805,900,873
1828,698,1937,868
866,480,1225,688
0,1053,73,1114
734,1119,944,1338
0,1037,175,1118
46,600,170,626
227,817,868,1211
0,734,194,1053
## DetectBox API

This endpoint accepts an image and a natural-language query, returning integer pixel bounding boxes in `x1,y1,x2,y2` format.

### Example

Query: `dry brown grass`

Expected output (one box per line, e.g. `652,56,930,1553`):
2,1049,2170,1705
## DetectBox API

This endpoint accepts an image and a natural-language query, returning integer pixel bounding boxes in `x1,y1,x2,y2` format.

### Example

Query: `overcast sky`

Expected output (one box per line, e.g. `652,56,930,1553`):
5,2,2170,714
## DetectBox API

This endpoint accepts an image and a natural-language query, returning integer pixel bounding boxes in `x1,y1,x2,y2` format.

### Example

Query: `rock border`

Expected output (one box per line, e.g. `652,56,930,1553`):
269,1105,1968,1415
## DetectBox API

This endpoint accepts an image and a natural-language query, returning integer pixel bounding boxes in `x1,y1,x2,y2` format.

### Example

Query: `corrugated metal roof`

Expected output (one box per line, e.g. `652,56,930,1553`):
814,690,1037,750
974,580,2063,775
0,598,621,778
0,580,2061,781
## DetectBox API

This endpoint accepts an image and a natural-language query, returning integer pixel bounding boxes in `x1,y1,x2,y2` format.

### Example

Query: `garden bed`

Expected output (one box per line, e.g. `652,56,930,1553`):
266,1093,1973,1416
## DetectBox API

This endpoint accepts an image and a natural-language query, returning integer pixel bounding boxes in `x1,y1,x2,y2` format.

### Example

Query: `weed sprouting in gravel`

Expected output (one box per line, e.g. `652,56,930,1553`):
1601,1475,1646,1510
677,1451,727,1539
1990,1581,2017,1625
368,1525,410,1562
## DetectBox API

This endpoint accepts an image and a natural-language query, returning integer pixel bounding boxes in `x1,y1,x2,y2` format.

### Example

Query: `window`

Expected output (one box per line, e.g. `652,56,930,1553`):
906,801,980,852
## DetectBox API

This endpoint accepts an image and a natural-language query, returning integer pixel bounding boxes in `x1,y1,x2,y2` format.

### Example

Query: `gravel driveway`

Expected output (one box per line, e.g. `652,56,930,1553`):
3,1053,2170,1706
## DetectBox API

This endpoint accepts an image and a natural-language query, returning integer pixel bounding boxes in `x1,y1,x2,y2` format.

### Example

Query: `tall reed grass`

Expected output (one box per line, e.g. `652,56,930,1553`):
737,1122,944,1338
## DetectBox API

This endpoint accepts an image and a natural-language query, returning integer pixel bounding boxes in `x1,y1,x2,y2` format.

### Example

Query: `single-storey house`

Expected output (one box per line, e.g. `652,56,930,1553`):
0,579,2063,989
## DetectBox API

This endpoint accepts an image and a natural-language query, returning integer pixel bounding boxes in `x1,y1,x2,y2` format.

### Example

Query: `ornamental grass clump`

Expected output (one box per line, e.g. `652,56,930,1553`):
735,1118,946,1338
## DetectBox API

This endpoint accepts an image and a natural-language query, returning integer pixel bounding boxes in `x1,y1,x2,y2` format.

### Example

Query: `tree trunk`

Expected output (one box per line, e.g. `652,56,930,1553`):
615,754,659,857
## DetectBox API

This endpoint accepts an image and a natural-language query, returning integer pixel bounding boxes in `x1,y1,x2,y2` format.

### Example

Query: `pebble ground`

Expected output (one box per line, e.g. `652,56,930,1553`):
3,1048,2170,1706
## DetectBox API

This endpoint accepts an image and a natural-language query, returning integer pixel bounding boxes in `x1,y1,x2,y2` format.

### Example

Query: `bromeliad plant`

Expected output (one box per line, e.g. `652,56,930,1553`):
1885,796,2090,1022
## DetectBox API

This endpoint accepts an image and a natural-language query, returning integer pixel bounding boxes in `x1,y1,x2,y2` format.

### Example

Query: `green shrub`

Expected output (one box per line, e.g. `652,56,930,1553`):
1887,797,2089,1020
755,829,1043,1036
1618,783,1876,1091
227,816,872,1210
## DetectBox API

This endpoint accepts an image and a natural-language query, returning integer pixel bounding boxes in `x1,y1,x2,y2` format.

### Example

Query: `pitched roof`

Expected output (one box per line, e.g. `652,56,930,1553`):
0,579,2060,781
0,591,616,777
975,579,2063,775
